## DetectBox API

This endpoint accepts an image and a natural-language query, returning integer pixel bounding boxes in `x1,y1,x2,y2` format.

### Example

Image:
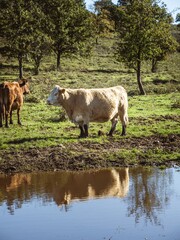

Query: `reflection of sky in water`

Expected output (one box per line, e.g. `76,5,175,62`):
0,168,180,240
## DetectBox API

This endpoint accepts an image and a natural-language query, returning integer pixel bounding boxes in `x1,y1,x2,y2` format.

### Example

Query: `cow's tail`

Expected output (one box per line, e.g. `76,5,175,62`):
123,102,129,127
118,89,128,136
124,110,129,126
122,91,129,127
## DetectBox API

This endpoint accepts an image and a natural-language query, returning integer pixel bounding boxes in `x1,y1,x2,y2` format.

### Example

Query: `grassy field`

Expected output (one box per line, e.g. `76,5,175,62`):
0,37,180,172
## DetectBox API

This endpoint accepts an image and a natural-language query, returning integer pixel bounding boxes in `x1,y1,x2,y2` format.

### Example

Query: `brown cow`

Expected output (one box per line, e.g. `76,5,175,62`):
0,84,5,127
0,79,29,128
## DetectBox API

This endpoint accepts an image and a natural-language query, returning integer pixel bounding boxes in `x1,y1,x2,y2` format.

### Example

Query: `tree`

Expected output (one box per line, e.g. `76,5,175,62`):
174,13,180,52
0,0,50,78
150,4,177,72
30,35,52,75
39,0,95,71
115,0,177,95
94,1,122,32
117,0,128,6
175,13,180,24
93,9,115,43
94,0,114,14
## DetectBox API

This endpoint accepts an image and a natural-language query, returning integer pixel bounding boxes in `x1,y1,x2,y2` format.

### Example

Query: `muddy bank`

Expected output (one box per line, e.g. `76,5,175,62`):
0,134,179,173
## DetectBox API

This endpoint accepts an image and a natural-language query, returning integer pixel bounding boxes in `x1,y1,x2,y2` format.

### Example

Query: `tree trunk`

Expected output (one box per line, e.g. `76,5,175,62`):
34,57,40,75
18,53,23,79
96,36,98,44
151,58,158,73
137,60,146,95
34,65,39,75
57,51,61,71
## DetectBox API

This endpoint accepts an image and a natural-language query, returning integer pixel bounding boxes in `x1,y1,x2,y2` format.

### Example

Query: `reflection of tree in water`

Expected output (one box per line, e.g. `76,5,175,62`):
127,167,173,225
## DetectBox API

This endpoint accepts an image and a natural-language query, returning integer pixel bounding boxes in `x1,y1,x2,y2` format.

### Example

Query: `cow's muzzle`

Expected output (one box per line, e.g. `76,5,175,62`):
47,100,52,105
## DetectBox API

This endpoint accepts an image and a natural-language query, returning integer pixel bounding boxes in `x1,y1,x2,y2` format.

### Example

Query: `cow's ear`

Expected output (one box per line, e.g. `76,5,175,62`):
60,88,65,94
19,79,26,87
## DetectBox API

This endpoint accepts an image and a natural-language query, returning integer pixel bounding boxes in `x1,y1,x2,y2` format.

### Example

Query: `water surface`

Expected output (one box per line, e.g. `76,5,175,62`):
0,167,180,240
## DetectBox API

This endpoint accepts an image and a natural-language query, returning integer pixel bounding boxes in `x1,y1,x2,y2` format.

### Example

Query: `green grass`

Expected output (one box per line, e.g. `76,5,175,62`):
0,92,179,150
128,93,180,137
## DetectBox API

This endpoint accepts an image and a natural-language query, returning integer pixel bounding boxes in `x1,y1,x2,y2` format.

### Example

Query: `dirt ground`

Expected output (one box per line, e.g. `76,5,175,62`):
0,134,179,173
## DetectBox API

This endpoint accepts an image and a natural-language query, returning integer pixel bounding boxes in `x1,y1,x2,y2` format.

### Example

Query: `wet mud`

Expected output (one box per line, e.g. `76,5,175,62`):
0,134,179,173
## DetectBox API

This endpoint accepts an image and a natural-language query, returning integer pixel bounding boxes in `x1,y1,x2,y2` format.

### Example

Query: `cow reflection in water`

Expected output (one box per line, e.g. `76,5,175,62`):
0,168,129,213
0,174,32,214
6,174,31,192
54,168,129,207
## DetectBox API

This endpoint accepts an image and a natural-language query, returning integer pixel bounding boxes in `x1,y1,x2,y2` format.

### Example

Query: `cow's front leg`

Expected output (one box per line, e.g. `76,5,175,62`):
78,124,88,138
79,125,85,138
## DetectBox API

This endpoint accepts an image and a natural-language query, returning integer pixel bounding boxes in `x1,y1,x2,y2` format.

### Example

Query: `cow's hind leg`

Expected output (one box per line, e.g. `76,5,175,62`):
119,107,128,136
5,111,9,128
0,105,3,127
84,124,88,137
4,105,10,128
108,115,118,136
0,114,2,127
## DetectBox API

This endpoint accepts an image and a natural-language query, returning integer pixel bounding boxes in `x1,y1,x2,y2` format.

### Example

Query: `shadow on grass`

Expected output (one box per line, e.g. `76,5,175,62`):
7,137,61,144
153,78,178,85
80,69,132,74
7,135,78,144
0,63,33,72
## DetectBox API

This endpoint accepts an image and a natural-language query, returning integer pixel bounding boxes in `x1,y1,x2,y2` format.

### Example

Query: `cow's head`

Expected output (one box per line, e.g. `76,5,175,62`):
47,85,65,106
18,79,30,95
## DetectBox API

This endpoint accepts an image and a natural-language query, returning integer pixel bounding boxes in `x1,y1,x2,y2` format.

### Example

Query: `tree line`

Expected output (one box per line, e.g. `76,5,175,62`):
0,0,179,95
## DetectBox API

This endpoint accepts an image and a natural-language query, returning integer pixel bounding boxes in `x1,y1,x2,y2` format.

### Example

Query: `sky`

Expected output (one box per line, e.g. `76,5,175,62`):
85,0,180,22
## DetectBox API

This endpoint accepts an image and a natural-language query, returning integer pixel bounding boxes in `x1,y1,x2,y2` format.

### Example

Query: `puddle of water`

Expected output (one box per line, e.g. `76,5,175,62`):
0,167,180,240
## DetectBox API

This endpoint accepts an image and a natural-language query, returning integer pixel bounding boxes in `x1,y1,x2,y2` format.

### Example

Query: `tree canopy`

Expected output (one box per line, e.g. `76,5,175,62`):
115,0,177,95
0,0,95,75
0,0,49,78
35,0,95,70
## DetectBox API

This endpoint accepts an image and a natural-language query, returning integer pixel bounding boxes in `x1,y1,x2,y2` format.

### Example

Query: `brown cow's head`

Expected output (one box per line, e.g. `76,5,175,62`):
18,79,30,95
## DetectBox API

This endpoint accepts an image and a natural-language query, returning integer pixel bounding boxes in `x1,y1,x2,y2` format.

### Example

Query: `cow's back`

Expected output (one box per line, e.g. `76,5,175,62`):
69,86,126,123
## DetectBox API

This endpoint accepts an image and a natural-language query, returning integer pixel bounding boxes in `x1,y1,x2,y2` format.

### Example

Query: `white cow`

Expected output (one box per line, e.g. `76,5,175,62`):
47,85,128,138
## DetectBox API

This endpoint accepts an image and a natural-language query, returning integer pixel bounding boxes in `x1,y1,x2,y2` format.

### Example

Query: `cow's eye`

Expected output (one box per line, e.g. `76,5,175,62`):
54,92,58,96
